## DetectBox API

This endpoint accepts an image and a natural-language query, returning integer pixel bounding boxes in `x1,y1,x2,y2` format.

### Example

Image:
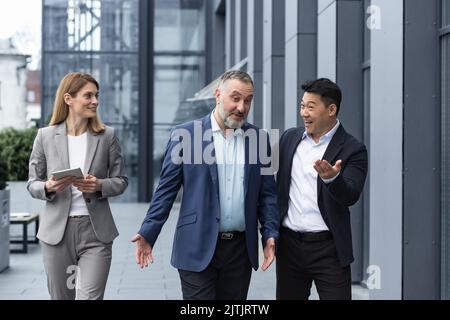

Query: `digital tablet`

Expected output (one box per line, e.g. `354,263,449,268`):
51,168,84,180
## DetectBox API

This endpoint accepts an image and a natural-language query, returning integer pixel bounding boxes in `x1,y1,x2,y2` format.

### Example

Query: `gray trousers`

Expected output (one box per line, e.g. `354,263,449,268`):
41,216,112,300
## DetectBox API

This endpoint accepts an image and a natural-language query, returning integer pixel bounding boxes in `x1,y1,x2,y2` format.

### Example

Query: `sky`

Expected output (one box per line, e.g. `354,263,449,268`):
0,0,42,69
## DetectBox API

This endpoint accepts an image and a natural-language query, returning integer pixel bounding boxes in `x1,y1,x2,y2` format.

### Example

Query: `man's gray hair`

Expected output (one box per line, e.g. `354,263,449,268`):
218,70,254,89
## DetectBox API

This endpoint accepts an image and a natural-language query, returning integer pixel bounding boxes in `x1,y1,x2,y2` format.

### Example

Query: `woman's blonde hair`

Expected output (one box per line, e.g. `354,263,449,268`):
49,72,105,133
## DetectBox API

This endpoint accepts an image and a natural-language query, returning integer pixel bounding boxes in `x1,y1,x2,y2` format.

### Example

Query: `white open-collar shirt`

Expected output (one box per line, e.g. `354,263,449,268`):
283,120,340,232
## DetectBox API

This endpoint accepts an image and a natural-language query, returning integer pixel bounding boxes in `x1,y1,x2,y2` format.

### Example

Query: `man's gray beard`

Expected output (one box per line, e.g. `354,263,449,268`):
218,105,245,129
224,117,244,129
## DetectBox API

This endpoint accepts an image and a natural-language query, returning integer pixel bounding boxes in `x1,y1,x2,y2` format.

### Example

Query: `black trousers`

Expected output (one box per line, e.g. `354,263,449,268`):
276,227,351,300
178,232,252,300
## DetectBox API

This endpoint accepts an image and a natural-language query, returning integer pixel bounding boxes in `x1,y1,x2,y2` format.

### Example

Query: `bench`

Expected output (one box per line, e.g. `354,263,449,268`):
9,213,39,253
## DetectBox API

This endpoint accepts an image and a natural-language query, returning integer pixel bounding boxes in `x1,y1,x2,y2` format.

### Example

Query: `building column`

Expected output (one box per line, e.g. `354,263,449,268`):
284,0,317,130
262,0,285,131
403,0,440,299
247,0,263,127
138,0,154,202
369,0,403,299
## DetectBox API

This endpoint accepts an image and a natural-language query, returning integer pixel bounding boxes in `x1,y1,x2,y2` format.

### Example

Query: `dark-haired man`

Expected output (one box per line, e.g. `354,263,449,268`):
276,78,368,300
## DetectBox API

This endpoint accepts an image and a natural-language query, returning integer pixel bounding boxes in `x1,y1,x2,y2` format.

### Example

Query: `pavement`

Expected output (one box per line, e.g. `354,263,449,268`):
0,199,369,300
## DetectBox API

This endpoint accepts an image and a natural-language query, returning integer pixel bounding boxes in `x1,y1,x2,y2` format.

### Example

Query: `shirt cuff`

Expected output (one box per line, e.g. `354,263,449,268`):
321,171,340,184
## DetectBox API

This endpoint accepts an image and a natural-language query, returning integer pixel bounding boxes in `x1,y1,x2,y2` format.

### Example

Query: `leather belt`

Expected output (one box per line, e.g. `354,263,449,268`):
282,226,332,242
218,231,245,240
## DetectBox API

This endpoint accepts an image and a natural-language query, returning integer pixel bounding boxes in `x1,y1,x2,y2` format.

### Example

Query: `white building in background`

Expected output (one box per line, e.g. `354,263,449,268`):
0,38,29,130
26,70,41,128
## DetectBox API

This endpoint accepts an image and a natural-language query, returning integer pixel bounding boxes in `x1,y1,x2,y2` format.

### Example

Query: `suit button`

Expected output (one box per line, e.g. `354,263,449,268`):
86,198,91,203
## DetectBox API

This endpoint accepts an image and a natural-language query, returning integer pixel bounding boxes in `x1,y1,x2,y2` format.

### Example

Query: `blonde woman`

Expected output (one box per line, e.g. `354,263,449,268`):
27,72,128,300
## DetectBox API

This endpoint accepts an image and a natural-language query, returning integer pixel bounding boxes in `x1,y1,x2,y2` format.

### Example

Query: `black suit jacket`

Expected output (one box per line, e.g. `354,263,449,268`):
276,124,368,266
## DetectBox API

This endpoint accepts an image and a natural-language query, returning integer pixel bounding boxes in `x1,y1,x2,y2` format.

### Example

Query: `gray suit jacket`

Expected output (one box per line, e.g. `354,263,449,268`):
27,122,128,245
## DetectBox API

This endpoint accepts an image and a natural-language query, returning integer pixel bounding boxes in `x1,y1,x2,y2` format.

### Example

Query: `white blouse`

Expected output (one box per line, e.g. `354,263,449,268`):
67,132,90,216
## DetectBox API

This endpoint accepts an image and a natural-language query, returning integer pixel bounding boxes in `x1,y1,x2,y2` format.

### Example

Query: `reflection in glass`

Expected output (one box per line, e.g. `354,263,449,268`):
153,0,207,182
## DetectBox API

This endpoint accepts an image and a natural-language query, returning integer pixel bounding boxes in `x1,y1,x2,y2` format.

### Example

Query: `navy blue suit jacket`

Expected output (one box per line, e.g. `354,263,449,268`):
139,114,279,272
276,125,368,266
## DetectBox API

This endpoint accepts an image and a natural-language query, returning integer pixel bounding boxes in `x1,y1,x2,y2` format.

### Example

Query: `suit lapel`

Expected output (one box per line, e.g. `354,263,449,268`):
54,122,70,169
322,125,346,164
317,124,347,197
287,127,305,177
202,115,220,201
243,123,252,199
84,129,99,174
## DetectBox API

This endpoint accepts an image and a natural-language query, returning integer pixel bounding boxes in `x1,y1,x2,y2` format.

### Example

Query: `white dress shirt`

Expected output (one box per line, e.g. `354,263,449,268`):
67,132,90,216
283,120,341,232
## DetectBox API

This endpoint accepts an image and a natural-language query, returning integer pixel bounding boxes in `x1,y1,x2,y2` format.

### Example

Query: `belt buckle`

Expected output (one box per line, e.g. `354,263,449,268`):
220,232,234,240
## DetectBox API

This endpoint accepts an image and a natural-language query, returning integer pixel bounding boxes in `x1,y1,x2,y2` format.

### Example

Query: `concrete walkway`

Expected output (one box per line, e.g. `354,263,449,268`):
0,199,368,300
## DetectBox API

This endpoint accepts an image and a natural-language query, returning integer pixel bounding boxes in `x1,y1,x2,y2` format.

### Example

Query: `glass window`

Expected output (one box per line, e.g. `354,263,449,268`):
155,0,205,52
153,0,207,183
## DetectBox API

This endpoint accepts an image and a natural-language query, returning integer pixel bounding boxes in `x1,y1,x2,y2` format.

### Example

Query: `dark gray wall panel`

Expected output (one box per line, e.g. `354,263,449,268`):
138,0,154,202
336,0,364,282
403,0,440,300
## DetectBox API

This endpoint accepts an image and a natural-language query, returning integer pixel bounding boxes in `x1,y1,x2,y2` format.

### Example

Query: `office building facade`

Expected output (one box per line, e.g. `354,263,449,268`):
41,0,448,299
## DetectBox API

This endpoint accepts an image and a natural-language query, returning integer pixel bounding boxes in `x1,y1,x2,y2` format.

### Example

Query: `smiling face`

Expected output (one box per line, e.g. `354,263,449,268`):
215,79,254,129
300,92,337,141
64,82,99,120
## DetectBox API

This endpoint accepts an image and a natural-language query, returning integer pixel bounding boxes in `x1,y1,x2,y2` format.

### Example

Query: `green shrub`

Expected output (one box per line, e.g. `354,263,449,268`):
0,127,38,181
